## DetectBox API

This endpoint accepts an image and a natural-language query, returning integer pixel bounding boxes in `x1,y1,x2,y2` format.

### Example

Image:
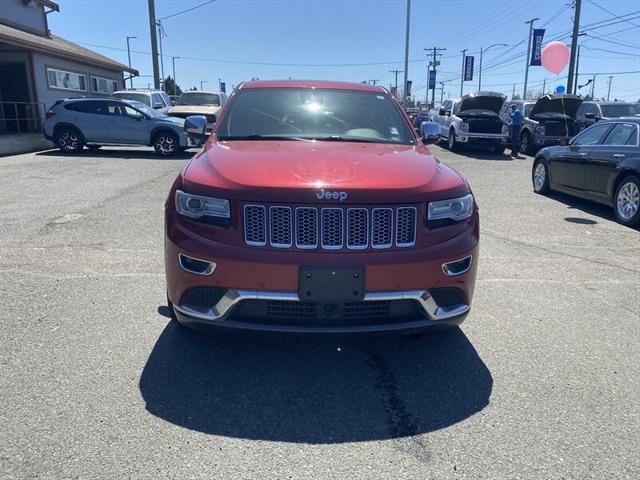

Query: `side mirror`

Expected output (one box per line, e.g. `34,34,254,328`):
558,137,569,146
584,112,598,120
170,100,176,106
420,121,441,145
153,102,163,110
438,108,445,116
184,115,208,140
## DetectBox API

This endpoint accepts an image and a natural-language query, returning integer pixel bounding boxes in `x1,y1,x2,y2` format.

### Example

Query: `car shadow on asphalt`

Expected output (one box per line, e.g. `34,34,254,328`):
434,143,520,162
35,148,194,160
139,321,493,444
547,191,616,224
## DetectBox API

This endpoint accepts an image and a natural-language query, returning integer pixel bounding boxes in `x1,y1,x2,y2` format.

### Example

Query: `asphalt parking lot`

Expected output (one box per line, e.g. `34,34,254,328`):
1,143,638,479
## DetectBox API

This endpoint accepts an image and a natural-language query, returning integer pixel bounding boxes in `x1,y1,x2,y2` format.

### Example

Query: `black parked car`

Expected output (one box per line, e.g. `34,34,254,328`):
531,118,640,227
575,101,640,131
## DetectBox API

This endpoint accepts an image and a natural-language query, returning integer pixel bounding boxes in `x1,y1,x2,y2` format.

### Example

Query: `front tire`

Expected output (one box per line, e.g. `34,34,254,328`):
55,127,84,154
520,131,531,155
153,131,179,156
448,129,459,152
532,157,550,194
614,175,640,227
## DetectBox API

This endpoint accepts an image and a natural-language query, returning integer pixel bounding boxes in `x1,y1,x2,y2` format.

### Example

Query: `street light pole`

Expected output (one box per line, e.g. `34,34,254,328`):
172,56,179,96
479,43,507,91
389,69,403,99
126,36,137,89
591,74,596,99
607,75,613,101
402,0,411,106
200,80,207,90
460,49,467,97
523,17,540,100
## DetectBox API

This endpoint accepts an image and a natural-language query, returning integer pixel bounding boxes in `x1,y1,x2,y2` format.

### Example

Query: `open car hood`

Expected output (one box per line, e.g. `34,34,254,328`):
530,95,583,119
458,91,506,114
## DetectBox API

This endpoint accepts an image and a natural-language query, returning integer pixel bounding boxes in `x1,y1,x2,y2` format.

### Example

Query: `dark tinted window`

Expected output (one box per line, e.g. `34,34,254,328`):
217,88,416,145
64,101,106,114
572,123,611,146
600,104,640,117
602,123,638,146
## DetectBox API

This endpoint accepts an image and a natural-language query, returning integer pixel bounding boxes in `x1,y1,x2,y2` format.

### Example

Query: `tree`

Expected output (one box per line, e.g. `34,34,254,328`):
163,76,182,96
512,94,522,100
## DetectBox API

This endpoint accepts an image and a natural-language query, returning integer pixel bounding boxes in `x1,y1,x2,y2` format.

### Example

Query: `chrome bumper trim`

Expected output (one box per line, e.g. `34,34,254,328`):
174,289,470,323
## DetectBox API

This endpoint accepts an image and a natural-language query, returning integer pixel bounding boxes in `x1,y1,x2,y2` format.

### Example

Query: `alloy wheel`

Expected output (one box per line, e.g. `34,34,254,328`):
59,131,79,152
156,135,176,155
448,132,455,150
616,181,640,220
520,134,528,154
533,163,546,191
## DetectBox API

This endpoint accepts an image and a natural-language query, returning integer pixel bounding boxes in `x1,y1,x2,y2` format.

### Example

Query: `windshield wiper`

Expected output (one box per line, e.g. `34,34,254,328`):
313,135,390,144
217,134,304,141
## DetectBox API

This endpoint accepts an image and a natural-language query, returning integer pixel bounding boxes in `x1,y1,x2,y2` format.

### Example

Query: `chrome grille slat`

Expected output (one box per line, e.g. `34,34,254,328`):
347,208,368,250
269,206,292,248
321,208,343,250
244,205,266,246
244,204,417,250
395,207,417,247
295,207,318,249
371,208,393,249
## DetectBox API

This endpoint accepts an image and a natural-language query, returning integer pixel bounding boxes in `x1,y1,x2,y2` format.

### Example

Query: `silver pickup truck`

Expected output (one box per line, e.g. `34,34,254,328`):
429,91,509,153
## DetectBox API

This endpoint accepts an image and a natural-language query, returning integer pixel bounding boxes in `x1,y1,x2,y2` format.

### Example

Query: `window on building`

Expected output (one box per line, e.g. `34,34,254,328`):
90,76,119,94
47,68,87,91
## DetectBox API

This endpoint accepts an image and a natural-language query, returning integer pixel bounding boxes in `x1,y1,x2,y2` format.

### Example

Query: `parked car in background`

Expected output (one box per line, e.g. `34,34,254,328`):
168,91,227,131
429,91,508,153
112,89,171,114
165,80,478,333
43,97,199,156
575,101,640,131
502,95,583,154
532,118,640,227
413,111,431,129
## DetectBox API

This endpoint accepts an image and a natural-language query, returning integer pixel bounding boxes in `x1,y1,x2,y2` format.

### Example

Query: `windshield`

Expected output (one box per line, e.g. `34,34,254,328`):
125,100,166,118
216,88,416,144
177,93,221,107
601,104,640,117
114,92,150,106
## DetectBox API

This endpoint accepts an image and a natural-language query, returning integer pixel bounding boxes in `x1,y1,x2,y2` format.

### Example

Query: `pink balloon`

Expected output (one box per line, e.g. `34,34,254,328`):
541,41,570,74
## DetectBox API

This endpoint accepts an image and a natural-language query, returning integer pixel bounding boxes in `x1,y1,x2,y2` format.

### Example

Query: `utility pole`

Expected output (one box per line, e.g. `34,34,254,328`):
590,74,596,99
126,36,136,89
607,75,613,101
438,81,449,104
567,0,582,94
479,43,507,91
402,0,411,106
157,20,165,91
200,80,207,90
426,47,446,106
389,69,403,98
542,78,546,95
460,49,467,98
171,56,179,96
512,84,516,100
147,0,160,89
572,33,586,93
523,17,540,100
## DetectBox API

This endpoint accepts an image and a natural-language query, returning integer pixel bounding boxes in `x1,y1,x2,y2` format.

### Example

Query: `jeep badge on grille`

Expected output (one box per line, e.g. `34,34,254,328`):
317,189,348,201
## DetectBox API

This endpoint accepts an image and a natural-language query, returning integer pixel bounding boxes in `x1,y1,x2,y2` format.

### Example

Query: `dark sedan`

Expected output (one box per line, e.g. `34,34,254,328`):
531,118,640,227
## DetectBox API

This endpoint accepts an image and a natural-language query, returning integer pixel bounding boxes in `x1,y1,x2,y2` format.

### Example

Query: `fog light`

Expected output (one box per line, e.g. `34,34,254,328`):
442,256,472,276
178,254,216,276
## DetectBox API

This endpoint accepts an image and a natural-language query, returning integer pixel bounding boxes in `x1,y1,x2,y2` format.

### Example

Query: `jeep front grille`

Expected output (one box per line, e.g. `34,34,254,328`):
243,204,418,250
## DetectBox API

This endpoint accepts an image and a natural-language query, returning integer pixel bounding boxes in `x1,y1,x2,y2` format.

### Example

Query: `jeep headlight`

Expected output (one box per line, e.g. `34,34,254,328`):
535,125,545,135
428,193,474,223
461,123,469,132
176,190,230,219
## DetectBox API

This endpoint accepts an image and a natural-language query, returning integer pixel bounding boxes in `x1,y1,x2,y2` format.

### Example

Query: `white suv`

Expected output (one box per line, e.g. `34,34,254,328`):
112,89,171,114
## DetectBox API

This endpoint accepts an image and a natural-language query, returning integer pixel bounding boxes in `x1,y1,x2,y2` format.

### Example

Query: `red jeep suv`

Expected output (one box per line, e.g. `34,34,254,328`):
164,80,479,333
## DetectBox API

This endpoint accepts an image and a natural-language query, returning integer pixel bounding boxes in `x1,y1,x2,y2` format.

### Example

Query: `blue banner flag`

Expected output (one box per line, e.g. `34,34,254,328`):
530,29,545,66
464,56,474,82
406,80,412,97
428,70,437,90
219,81,226,93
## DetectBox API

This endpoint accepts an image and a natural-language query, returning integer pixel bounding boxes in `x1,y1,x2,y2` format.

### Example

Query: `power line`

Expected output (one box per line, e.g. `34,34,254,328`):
159,0,218,21
586,0,640,28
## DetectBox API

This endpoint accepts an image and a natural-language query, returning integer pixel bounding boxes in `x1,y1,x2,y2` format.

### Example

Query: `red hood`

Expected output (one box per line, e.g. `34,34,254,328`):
182,140,469,204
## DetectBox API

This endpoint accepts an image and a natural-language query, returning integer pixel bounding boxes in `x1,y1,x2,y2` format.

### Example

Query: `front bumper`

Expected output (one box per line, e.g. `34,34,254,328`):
165,208,479,333
534,135,568,146
457,133,508,144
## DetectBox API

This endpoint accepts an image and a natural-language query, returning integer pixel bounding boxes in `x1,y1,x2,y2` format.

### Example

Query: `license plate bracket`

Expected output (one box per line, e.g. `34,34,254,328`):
298,266,365,302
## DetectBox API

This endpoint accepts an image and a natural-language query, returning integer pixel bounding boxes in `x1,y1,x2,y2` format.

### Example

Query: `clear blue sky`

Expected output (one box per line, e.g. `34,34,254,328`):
50,0,640,101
